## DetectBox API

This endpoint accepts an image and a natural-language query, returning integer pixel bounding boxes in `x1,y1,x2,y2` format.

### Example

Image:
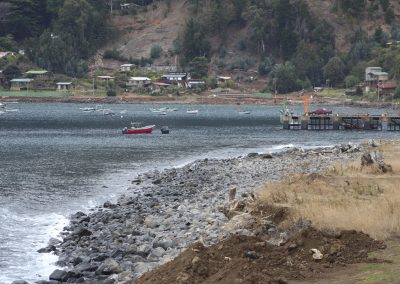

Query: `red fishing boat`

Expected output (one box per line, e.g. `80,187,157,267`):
122,123,155,134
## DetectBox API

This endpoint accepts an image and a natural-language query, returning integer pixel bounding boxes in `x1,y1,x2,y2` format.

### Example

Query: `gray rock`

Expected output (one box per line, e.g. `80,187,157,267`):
72,227,92,238
147,247,165,260
49,269,67,281
95,258,122,275
135,244,152,257
153,239,174,250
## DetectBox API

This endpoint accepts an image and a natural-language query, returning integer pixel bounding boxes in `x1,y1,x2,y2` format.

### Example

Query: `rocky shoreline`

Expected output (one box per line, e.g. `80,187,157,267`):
15,144,364,284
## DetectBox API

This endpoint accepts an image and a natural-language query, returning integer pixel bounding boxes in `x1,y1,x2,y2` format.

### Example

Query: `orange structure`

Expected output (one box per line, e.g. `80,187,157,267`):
303,95,309,115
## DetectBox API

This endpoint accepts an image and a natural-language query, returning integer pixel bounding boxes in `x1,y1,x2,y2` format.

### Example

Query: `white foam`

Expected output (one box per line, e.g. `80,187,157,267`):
0,208,68,283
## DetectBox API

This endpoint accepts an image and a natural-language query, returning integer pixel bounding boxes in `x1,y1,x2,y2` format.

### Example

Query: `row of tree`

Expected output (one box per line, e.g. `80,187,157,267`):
0,0,112,77
174,0,399,93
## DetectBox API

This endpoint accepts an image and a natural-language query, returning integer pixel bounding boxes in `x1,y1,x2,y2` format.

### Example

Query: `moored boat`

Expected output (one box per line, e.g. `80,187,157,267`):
186,109,199,114
122,123,155,134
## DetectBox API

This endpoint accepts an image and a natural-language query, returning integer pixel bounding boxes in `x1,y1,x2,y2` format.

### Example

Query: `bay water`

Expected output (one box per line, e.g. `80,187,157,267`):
0,102,398,283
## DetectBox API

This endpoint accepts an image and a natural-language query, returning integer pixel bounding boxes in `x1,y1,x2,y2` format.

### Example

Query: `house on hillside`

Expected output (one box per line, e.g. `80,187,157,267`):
10,78,34,91
120,64,135,72
0,51,15,59
127,77,151,89
365,67,388,92
146,65,177,72
97,75,115,82
186,79,206,89
25,70,49,79
217,76,232,85
161,73,189,87
56,82,72,91
380,80,397,95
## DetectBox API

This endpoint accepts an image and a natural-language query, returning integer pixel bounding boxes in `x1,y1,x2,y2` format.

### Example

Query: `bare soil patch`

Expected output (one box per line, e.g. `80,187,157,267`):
137,227,385,284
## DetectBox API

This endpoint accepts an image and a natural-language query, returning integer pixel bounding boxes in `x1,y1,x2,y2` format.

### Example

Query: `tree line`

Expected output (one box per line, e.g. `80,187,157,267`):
0,0,112,77
175,0,399,93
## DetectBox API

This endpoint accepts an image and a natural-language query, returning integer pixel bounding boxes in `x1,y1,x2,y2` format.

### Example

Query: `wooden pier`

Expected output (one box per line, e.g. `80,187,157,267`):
281,113,400,131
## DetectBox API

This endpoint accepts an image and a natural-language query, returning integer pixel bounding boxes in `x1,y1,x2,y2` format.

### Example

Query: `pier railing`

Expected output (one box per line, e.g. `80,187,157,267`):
281,114,400,131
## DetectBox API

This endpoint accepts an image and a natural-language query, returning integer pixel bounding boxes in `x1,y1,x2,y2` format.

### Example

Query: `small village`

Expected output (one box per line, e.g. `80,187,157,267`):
0,54,398,103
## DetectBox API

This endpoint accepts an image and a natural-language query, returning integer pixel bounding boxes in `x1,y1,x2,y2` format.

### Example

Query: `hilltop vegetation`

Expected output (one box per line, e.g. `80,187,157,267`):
0,0,112,76
1,0,400,95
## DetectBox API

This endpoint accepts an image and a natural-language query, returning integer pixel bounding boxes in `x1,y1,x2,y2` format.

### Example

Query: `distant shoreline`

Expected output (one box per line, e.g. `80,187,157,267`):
0,94,398,109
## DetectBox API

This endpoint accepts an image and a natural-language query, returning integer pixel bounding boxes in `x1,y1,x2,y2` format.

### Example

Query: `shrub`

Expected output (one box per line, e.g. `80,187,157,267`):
103,49,127,61
345,75,360,88
150,45,163,59
106,89,117,97
258,58,273,75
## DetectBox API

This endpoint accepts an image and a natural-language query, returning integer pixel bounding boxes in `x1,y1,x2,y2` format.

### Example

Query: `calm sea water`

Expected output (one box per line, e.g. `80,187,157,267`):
0,102,398,283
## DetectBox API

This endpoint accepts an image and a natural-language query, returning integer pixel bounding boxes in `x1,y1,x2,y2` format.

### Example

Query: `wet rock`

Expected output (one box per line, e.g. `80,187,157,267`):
72,227,92,238
49,269,67,281
247,153,259,158
260,153,273,159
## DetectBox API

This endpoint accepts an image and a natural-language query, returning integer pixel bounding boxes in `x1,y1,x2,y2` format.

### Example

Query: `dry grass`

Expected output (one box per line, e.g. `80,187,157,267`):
256,141,400,240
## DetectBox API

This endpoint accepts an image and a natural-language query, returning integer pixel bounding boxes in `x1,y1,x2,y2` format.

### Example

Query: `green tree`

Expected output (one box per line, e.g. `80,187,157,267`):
188,56,208,78
5,0,50,40
271,62,300,94
179,19,210,67
150,44,163,59
0,35,18,51
3,64,21,80
258,57,273,75
293,42,324,86
323,57,346,86
344,75,359,88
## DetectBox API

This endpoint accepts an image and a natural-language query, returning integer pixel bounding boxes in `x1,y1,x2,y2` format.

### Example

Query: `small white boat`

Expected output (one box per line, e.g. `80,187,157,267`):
159,112,167,116
150,108,165,113
120,110,127,114
102,109,115,116
166,108,178,112
80,107,96,112
238,111,251,115
0,102,6,108
187,109,199,114
5,109,19,112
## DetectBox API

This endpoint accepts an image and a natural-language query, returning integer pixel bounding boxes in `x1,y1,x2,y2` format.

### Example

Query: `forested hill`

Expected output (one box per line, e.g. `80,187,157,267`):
0,0,112,77
1,0,400,94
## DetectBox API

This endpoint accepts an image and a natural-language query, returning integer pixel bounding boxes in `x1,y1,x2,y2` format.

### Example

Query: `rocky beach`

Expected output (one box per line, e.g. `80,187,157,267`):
14,143,369,284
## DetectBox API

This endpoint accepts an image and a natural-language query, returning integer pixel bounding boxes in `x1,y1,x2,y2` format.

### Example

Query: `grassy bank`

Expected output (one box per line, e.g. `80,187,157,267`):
0,90,70,97
256,141,400,240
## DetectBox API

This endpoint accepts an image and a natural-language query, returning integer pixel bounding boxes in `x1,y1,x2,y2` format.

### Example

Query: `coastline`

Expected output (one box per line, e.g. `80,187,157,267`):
34,143,365,284
1,93,398,109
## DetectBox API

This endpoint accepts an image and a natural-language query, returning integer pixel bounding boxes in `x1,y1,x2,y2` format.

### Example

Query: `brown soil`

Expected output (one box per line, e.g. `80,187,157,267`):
136,227,385,284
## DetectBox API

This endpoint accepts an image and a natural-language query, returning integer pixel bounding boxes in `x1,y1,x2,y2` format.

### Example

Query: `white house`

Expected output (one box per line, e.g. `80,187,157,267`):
0,51,15,59
10,78,34,91
97,75,115,81
127,77,152,88
365,67,388,82
186,79,206,89
56,82,72,91
120,64,134,72
217,76,232,84
161,73,189,87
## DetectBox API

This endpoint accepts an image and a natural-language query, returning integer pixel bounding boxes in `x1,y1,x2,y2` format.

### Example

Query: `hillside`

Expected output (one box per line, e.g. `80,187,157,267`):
1,0,400,95
102,0,400,66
